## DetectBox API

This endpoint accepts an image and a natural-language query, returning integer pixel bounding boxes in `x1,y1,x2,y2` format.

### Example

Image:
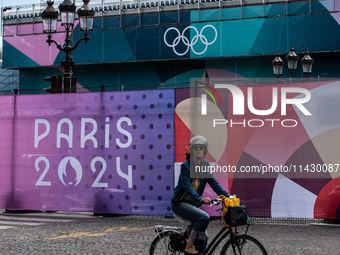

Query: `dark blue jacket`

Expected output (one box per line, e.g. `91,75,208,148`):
171,158,230,207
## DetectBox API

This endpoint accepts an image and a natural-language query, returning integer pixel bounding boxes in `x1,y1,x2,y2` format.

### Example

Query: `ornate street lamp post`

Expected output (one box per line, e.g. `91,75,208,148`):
272,50,284,83
42,0,95,93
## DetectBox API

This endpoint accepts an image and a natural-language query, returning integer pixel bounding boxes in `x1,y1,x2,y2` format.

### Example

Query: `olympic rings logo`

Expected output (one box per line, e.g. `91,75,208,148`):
163,25,218,56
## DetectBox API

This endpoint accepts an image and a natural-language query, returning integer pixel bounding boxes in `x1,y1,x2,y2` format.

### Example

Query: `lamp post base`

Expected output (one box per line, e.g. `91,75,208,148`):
61,60,75,93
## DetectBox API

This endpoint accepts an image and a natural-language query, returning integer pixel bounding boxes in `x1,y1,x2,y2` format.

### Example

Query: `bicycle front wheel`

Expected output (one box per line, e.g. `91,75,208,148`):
220,235,267,255
149,231,182,255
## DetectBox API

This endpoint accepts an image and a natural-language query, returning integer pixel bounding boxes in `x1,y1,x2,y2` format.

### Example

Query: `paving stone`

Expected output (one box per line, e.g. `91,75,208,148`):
0,213,338,254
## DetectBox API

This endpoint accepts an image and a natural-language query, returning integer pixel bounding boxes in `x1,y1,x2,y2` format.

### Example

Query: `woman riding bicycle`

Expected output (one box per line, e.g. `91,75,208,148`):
171,135,234,255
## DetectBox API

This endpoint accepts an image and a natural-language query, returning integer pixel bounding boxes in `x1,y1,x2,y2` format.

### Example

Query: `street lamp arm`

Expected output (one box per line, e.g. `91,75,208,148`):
70,33,91,52
46,35,63,50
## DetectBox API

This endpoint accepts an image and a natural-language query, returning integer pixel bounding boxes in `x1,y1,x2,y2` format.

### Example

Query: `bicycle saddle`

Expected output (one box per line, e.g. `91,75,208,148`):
174,213,191,226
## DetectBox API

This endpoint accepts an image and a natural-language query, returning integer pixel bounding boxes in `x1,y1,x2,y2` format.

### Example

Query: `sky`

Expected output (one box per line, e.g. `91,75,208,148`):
0,0,95,8
1,0,42,8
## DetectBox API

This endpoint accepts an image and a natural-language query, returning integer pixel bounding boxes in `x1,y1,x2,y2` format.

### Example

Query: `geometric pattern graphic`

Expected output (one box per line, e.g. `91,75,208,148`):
271,174,317,218
175,79,340,219
314,177,340,219
3,4,340,94
3,6,340,68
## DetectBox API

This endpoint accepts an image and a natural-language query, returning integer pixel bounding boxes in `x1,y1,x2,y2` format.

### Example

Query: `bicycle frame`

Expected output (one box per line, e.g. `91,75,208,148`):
153,224,190,253
204,226,230,255
151,200,251,255
153,224,233,254
205,223,251,254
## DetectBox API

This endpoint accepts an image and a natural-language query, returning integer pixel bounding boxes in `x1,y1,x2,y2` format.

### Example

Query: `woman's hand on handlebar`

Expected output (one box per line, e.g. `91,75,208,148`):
201,197,211,204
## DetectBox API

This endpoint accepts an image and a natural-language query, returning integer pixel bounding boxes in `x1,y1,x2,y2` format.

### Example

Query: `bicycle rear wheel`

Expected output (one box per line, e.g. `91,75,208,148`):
149,231,182,255
220,234,267,255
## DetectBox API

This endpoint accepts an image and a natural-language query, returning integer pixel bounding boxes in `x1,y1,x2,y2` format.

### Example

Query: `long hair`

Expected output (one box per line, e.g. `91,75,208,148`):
185,149,190,159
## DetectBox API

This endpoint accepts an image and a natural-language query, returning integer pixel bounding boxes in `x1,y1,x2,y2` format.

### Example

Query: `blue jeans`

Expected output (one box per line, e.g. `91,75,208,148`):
171,200,210,252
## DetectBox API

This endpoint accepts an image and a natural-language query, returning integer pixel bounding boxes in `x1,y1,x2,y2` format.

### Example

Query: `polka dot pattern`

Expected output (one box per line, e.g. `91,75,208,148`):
53,90,175,216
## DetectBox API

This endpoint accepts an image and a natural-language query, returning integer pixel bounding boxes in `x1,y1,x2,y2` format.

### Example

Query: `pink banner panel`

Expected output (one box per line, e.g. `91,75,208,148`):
0,96,15,209
5,90,175,216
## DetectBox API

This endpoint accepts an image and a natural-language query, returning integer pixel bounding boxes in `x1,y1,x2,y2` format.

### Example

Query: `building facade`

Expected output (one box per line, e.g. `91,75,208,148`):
2,0,340,93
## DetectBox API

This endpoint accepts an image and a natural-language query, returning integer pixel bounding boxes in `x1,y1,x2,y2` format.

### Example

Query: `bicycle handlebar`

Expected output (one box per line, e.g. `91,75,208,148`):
209,195,235,207
210,199,221,207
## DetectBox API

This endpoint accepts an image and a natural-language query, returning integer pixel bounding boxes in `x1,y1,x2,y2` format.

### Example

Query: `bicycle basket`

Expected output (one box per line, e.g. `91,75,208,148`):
168,232,187,252
224,205,248,227
218,195,248,228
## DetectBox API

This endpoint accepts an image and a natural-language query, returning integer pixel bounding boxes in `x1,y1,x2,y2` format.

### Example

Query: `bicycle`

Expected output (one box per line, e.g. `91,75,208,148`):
149,199,268,255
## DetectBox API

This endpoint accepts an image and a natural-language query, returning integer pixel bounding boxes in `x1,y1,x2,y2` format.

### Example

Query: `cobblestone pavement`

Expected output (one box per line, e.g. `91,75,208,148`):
0,212,339,255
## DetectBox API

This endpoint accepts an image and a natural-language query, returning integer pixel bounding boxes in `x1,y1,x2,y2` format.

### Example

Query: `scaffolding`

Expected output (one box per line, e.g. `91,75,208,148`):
0,61,19,95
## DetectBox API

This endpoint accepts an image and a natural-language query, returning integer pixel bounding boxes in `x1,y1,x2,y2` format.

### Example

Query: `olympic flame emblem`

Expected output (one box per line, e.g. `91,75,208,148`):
58,157,83,187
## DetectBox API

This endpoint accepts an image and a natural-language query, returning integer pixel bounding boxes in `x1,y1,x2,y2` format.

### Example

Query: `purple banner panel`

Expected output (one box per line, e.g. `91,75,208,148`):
5,90,174,216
